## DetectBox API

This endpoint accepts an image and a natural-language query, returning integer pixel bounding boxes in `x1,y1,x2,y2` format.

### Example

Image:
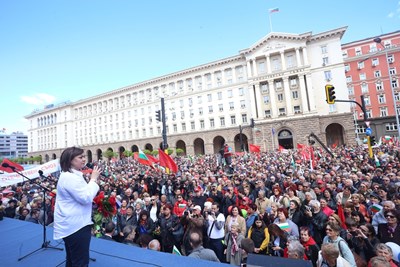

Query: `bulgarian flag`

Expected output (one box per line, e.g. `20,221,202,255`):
370,204,382,214
134,149,153,167
277,222,291,233
269,7,279,13
172,245,181,256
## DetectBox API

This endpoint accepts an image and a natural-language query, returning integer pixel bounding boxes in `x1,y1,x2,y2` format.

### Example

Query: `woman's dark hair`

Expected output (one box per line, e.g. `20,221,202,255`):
384,209,400,221
139,210,149,220
268,223,286,239
60,146,84,172
252,215,266,229
290,200,299,210
230,205,243,217
299,226,312,237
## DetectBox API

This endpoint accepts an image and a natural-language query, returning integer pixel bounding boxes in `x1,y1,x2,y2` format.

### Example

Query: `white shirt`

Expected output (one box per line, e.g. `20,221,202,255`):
207,213,225,239
53,169,99,240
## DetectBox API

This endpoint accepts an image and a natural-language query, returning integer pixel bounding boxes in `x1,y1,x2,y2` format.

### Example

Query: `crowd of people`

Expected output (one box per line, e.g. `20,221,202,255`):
1,143,400,267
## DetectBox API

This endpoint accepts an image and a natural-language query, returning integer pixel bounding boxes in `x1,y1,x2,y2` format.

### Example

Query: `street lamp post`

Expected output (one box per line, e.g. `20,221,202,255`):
374,37,400,138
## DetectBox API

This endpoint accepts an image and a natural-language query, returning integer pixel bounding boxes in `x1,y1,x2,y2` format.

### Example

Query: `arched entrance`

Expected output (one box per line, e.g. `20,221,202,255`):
45,154,50,162
118,146,125,159
213,136,225,154
176,140,187,156
87,150,93,163
326,123,345,148
194,138,205,155
234,133,248,152
96,149,103,161
278,129,294,149
52,153,57,160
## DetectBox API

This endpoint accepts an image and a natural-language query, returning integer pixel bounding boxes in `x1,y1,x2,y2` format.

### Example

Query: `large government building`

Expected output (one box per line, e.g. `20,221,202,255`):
25,27,355,162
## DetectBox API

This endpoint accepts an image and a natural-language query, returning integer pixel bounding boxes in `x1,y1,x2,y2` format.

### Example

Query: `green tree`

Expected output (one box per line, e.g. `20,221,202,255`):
102,149,117,160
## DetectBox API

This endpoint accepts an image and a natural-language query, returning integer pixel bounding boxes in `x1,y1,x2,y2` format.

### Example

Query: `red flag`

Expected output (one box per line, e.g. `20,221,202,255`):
337,204,347,230
146,154,159,164
133,149,153,167
249,144,261,153
0,158,24,173
158,149,178,173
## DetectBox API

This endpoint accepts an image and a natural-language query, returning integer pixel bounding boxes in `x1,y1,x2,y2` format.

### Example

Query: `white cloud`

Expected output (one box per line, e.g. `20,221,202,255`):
20,93,56,105
388,12,395,18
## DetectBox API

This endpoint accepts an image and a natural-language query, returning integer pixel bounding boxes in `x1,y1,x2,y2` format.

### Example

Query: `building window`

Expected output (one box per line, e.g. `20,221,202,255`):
388,54,394,64
229,102,234,110
389,67,396,75
370,44,377,53
386,123,398,131
374,70,381,78
261,83,269,93
240,100,246,109
322,57,329,66
395,92,400,101
220,117,225,127
357,61,364,69
392,79,398,88
292,91,299,99
263,96,270,104
376,82,383,91
173,124,178,133
217,92,222,100
380,107,388,117
342,50,348,58
210,118,215,128
366,110,372,118
287,55,294,68
348,86,354,95
321,45,327,54
208,105,213,113
258,61,266,73
188,98,193,106
359,73,366,80
200,120,205,129
241,114,248,123
227,89,233,98
182,123,186,132
275,80,282,90
364,96,371,105
265,110,271,118
361,83,368,94
238,87,244,96
378,94,386,104
189,109,194,118
279,108,286,116
197,96,202,104
218,104,224,112
207,93,212,102
277,93,284,101
290,78,297,87
294,105,301,114
199,107,203,115
191,121,195,130
180,111,185,119
355,47,362,56
230,115,236,125
357,125,366,133
372,58,379,66
346,76,352,83
272,58,281,71
324,71,332,81
345,64,350,72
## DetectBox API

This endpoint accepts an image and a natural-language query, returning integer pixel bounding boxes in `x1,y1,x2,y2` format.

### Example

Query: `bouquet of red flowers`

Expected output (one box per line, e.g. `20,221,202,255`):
93,191,117,237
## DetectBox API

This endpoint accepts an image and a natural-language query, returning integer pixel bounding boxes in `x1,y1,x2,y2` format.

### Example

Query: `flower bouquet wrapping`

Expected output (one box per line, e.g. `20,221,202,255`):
93,191,117,237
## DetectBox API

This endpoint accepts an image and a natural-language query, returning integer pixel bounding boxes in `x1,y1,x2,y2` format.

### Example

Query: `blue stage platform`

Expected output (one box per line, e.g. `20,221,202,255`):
0,218,227,267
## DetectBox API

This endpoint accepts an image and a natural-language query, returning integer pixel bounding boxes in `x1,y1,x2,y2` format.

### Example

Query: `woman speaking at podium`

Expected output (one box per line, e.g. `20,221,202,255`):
53,147,100,267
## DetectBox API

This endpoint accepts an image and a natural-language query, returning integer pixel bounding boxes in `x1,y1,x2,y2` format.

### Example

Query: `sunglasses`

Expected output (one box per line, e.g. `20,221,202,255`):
326,228,333,232
386,215,395,219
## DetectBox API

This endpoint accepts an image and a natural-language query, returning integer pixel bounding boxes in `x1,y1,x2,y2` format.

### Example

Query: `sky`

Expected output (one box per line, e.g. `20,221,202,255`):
1,0,399,134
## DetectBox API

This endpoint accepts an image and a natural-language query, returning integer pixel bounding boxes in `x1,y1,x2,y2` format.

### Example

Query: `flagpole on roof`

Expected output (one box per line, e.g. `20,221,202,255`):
268,11,273,32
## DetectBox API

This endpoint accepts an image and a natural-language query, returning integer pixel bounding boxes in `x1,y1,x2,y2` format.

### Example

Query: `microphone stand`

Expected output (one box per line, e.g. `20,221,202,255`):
14,169,63,261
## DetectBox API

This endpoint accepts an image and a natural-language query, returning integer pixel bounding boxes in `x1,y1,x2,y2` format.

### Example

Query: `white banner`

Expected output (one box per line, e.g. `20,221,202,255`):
0,159,60,187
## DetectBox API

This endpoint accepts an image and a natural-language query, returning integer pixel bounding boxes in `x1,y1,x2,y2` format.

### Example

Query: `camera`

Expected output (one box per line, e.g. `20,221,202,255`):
305,205,314,213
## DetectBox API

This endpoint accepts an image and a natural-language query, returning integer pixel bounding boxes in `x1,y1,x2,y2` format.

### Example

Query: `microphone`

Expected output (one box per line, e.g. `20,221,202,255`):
1,162,16,170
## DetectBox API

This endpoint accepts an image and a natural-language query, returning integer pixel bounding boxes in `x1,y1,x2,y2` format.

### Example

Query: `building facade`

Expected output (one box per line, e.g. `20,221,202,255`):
342,30,400,142
25,27,355,162
0,132,28,159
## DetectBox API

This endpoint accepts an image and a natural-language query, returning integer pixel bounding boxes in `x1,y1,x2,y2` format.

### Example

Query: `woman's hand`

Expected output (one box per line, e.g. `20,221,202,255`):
90,165,101,183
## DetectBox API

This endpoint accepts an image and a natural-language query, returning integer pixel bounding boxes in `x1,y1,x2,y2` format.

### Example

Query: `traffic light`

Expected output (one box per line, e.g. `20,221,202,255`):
325,84,336,104
250,118,255,128
155,110,161,122
370,135,376,145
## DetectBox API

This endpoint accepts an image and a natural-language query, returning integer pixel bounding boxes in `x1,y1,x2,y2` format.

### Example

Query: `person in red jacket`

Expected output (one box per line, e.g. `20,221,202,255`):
173,195,188,217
